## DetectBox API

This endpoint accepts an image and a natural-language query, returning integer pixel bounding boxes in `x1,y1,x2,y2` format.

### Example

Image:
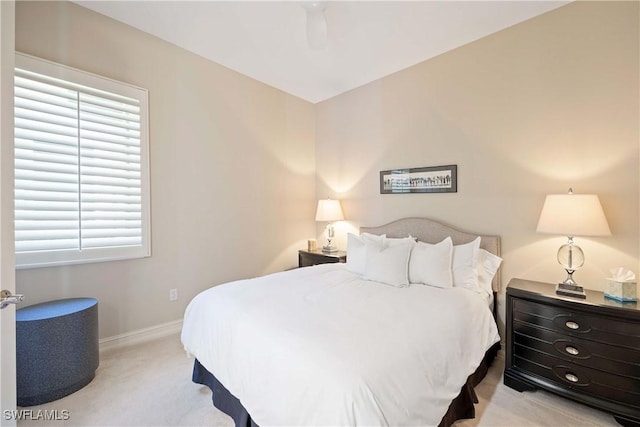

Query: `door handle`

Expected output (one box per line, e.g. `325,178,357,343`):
1,289,24,309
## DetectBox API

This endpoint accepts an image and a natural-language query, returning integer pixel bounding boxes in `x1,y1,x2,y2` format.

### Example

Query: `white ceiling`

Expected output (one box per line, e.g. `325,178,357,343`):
74,1,569,104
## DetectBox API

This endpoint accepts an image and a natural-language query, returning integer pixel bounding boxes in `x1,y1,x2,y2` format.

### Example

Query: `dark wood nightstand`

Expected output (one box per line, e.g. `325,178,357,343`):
504,278,640,427
298,249,346,268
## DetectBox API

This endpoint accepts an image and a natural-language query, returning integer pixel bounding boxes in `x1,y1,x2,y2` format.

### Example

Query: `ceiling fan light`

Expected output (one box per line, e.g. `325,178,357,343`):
303,3,327,50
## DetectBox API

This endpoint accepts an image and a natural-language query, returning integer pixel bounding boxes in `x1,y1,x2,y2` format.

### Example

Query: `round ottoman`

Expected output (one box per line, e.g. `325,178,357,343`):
16,298,99,406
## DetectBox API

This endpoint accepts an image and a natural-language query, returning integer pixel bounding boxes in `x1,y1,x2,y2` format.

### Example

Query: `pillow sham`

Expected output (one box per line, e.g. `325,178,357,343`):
364,239,413,287
477,248,502,297
385,235,418,246
346,232,385,275
452,236,481,290
408,237,453,288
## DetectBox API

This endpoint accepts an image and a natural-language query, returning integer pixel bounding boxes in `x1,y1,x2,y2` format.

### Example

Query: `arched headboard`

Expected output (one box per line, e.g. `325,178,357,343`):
360,217,501,292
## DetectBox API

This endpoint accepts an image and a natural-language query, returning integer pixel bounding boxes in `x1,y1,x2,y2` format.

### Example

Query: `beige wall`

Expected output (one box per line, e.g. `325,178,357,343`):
15,1,316,339
316,1,639,329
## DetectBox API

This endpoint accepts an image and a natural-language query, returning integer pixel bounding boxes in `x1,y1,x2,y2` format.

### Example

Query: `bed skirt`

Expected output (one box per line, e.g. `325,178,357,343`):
192,341,500,427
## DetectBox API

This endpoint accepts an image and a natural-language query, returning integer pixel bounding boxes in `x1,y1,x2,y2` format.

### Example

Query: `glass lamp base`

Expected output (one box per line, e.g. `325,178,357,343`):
322,245,338,254
556,281,586,299
322,224,338,253
555,239,586,298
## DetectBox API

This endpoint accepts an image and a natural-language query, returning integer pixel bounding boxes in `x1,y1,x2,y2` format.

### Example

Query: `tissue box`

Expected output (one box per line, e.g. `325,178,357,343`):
604,279,637,302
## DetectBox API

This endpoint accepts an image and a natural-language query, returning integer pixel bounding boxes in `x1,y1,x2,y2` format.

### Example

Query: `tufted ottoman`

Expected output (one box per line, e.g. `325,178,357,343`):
16,298,99,406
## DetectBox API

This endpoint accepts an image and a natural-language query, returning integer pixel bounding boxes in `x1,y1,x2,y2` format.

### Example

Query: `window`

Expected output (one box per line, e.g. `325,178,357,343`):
14,53,150,268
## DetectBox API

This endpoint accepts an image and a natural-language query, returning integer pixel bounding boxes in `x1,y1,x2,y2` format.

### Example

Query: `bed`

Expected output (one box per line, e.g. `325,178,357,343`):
181,217,502,426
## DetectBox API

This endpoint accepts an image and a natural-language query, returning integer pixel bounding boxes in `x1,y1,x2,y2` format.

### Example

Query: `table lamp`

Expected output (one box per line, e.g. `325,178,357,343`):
315,198,344,253
536,188,611,298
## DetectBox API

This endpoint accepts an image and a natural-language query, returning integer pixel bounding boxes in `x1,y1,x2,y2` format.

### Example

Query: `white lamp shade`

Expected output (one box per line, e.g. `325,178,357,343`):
536,194,611,237
315,199,344,222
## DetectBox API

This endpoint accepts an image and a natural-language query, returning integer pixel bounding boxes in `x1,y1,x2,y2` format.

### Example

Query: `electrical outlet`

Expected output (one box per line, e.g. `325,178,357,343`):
169,288,178,301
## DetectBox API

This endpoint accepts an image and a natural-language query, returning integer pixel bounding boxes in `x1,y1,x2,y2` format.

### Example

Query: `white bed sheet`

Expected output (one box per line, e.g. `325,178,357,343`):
181,263,500,426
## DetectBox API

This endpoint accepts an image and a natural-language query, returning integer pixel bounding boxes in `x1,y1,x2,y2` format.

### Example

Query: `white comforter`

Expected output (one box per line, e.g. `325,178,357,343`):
181,263,500,426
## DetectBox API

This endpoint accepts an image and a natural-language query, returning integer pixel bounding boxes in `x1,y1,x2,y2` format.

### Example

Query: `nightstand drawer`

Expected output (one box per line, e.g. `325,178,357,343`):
513,298,640,349
513,322,640,378
514,347,640,408
298,250,346,268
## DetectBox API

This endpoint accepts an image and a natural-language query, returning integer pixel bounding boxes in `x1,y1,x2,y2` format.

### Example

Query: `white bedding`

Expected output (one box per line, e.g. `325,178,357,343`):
181,263,500,426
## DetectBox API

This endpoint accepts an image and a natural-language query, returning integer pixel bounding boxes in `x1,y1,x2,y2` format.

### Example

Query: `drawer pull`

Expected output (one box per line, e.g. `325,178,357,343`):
565,373,579,383
565,321,580,330
565,346,579,356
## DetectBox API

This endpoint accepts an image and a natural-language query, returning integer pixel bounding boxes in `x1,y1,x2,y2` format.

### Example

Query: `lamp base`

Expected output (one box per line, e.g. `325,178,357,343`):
556,282,586,299
322,245,338,254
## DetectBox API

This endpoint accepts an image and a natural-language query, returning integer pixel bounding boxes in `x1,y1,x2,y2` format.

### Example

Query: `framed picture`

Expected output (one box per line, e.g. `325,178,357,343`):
380,165,457,194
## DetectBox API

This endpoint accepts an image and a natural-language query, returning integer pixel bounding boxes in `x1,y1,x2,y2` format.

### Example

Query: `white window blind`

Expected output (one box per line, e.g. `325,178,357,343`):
14,53,150,268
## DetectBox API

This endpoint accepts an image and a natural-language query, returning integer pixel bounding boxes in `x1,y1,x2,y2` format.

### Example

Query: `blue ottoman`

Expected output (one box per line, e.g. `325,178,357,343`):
16,298,99,406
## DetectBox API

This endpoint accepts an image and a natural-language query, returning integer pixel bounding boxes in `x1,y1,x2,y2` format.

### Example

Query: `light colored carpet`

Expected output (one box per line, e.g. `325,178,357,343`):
18,333,620,427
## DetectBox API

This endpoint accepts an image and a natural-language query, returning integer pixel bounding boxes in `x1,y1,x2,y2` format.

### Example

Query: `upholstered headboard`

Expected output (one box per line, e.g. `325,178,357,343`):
360,217,501,292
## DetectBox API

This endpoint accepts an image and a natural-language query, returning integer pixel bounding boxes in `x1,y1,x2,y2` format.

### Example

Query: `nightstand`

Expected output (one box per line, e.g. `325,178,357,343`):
504,278,640,427
298,249,346,268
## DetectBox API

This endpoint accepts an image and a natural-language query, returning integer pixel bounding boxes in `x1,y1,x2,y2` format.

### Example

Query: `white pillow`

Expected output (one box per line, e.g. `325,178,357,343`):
408,237,453,288
452,237,481,290
385,235,417,246
346,233,385,275
477,248,502,297
364,239,412,287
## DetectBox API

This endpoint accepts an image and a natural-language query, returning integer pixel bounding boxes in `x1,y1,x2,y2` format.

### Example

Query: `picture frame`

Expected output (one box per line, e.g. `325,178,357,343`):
380,165,457,194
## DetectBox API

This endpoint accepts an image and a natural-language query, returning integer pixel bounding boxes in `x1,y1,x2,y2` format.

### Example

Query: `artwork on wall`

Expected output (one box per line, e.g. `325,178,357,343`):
380,165,457,194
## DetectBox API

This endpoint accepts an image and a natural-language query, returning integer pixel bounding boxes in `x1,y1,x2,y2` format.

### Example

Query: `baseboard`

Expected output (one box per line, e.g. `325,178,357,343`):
99,319,183,353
